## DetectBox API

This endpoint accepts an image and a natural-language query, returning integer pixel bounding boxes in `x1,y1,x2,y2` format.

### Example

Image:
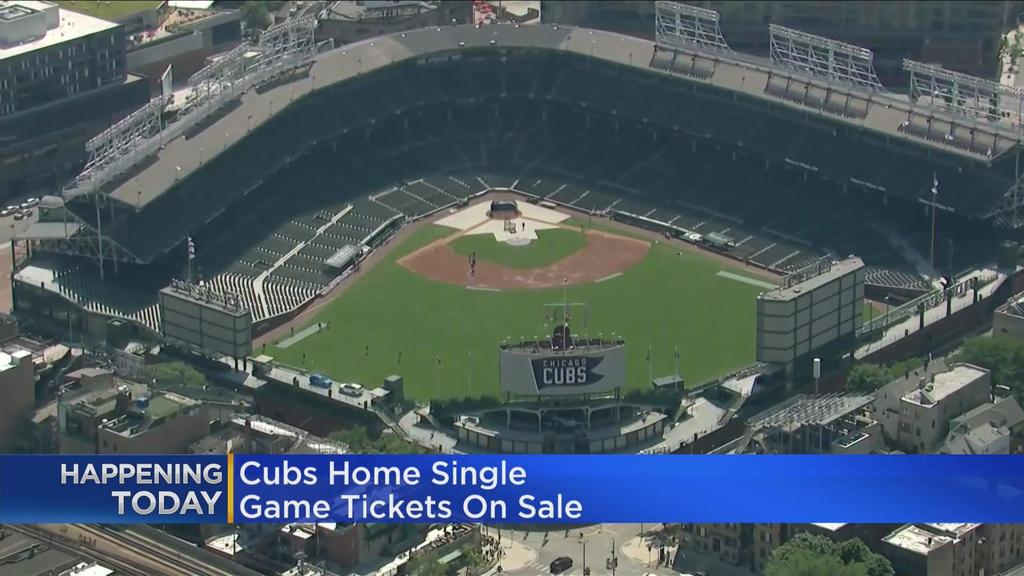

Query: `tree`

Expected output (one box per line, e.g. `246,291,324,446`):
328,427,371,452
837,539,895,576
328,426,427,454
241,2,271,31
405,556,447,576
142,362,207,389
952,335,1024,400
846,364,891,393
765,534,892,576
463,548,485,570
846,358,924,393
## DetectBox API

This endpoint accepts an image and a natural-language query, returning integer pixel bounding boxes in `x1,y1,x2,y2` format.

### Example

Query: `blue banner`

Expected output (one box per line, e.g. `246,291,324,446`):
2,454,1024,524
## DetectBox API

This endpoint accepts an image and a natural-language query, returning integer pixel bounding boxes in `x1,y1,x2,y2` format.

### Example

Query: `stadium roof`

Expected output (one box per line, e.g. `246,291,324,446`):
66,23,1024,264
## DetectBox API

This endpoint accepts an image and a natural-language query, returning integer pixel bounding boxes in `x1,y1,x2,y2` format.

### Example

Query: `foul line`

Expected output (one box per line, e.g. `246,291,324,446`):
276,322,324,349
717,271,776,289
467,286,501,292
595,272,623,283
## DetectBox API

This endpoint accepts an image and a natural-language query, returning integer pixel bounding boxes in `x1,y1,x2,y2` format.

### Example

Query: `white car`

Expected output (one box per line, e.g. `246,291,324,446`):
5,205,17,213
21,198,38,209
13,211,25,221
0,208,14,217
340,383,363,396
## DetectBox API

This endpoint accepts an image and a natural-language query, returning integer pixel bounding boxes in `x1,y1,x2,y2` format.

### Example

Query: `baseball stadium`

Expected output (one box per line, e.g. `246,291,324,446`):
10,5,1024,449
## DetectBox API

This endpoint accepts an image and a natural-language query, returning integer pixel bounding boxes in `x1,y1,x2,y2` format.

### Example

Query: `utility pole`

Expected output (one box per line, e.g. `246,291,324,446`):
580,534,587,574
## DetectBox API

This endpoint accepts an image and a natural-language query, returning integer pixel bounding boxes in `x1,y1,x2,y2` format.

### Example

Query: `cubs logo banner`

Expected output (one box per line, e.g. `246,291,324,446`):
532,356,605,389
499,345,625,396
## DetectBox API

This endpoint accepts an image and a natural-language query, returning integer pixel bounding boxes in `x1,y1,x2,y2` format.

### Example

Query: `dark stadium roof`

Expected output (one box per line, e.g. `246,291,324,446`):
75,23,1023,263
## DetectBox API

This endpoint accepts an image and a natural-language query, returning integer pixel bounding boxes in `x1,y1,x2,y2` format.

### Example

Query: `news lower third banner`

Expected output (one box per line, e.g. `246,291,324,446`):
2,455,1024,524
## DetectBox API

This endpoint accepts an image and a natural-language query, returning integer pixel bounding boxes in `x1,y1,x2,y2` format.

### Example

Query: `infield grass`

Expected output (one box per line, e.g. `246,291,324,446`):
448,228,588,268
268,225,768,401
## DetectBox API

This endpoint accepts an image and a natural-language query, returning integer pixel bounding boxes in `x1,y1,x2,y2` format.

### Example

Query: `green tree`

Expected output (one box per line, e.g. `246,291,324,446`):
328,427,371,451
142,362,207,389
765,534,892,576
463,547,485,570
241,2,271,31
847,364,891,393
846,358,924,393
328,427,427,454
405,557,447,576
952,335,1024,400
837,538,895,576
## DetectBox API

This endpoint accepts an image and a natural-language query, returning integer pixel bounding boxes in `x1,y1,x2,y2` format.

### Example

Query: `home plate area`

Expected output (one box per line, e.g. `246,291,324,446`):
436,198,569,244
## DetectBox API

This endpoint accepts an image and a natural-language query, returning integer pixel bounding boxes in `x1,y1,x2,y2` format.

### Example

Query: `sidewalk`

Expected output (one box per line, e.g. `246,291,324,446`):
480,539,538,575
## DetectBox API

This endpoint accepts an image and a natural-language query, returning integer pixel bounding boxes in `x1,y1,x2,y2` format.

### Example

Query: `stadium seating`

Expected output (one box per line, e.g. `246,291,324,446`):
56,49,1020,333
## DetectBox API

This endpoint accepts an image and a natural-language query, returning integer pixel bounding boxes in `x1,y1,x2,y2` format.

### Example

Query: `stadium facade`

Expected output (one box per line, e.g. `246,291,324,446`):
10,17,1024,358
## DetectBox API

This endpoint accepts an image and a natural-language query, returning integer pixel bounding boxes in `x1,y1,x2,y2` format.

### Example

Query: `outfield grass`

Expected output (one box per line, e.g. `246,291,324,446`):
56,1,162,20
269,225,768,401
448,228,588,268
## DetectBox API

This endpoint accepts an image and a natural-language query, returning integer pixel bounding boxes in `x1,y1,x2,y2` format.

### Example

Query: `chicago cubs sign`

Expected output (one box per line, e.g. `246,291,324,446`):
500,345,625,396
532,356,605,389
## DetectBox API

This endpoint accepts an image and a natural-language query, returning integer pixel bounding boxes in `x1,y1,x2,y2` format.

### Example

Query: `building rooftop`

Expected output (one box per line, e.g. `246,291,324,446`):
101,391,198,436
810,523,848,532
0,1,118,62
759,257,864,302
902,363,988,407
329,0,432,22
997,290,1024,318
0,349,30,372
884,524,954,555
61,563,114,576
884,523,980,555
943,396,1024,454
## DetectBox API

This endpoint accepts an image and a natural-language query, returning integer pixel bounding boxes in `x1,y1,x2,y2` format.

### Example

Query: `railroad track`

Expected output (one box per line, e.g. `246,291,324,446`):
10,524,245,576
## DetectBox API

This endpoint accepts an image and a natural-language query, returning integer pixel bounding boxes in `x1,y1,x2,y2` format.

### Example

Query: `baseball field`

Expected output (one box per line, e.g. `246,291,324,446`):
267,210,772,401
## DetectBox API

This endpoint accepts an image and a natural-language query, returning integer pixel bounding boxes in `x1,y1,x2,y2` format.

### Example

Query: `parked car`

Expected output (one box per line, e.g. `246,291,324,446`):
340,383,363,396
13,212,24,220
550,557,573,574
308,373,332,389
0,208,14,217
19,198,38,209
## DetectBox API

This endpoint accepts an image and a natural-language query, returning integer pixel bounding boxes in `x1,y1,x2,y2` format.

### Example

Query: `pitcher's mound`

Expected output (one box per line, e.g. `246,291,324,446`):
505,237,532,246
399,228,650,290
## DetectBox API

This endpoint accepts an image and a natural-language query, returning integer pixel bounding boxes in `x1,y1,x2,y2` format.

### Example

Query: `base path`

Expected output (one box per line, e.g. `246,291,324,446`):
399,228,650,290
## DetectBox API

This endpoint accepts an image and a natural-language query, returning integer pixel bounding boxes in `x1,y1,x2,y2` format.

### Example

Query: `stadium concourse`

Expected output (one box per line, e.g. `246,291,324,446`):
11,23,1019,341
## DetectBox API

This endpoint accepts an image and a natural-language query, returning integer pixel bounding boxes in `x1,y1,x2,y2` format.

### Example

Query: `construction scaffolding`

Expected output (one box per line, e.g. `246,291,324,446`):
654,1,731,53
904,58,1024,127
769,24,885,92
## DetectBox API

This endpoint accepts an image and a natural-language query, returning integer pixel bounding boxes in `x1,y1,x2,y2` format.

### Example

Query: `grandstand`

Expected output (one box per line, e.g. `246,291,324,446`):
12,19,1023,340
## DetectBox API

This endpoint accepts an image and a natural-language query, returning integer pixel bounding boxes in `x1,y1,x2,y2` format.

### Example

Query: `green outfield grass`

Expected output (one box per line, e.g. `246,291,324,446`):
268,225,768,401
448,228,588,268
56,1,163,20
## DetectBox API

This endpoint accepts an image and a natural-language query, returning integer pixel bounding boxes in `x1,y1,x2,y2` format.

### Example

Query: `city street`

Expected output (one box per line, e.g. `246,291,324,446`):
482,523,682,576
